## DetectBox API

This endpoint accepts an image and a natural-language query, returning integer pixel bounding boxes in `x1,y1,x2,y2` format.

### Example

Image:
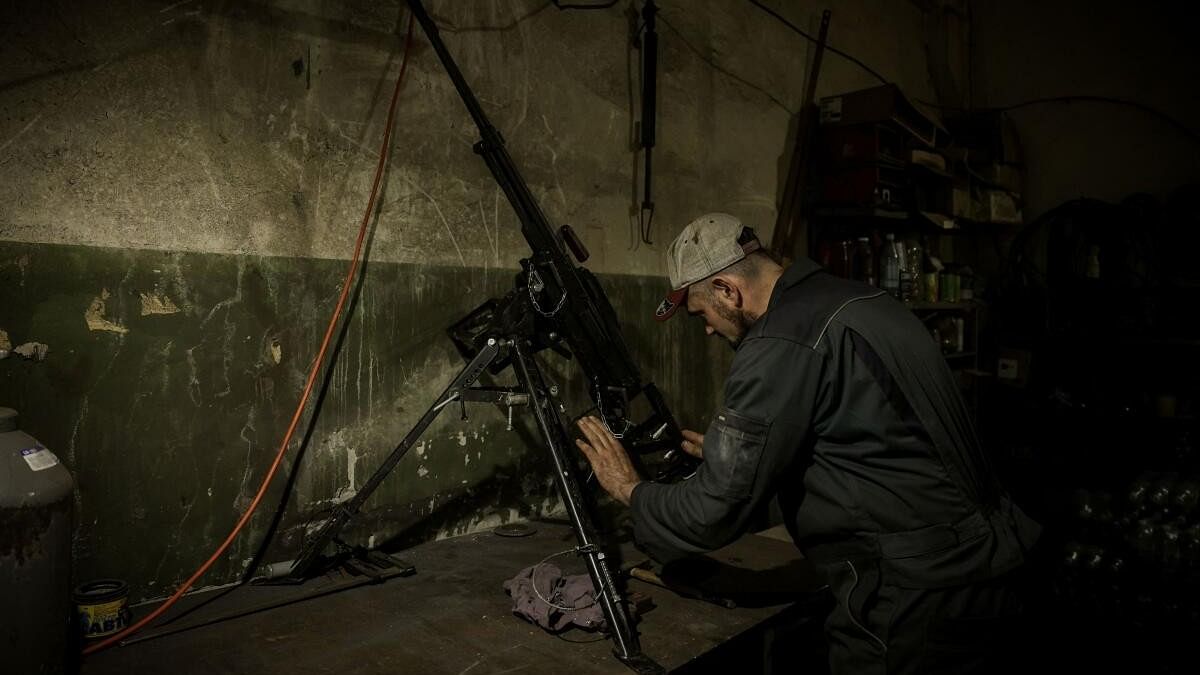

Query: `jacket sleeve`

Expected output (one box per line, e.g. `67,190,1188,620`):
630,336,826,563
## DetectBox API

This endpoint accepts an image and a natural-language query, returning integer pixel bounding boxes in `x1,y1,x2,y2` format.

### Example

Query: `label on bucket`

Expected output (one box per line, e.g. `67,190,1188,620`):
79,598,131,639
20,445,60,472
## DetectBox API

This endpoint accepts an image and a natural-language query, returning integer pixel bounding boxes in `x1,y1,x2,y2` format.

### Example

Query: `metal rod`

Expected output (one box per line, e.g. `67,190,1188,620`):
285,340,501,580
510,342,662,673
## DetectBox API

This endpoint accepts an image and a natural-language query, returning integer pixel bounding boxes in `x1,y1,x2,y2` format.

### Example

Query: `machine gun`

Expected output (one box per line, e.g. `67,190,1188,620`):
278,2,694,672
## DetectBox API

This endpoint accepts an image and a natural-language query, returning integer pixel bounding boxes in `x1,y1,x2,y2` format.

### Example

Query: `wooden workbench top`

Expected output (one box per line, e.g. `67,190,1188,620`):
81,521,825,674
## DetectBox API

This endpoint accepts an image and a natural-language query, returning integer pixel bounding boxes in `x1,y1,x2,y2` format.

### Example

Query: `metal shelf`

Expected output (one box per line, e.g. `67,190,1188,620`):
906,301,976,311
810,207,979,234
813,206,908,220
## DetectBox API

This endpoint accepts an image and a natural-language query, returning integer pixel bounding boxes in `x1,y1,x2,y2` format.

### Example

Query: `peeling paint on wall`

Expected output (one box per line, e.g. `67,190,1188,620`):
13,342,49,360
345,447,357,495
0,329,10,352
84,289,128,334
139,290,182,316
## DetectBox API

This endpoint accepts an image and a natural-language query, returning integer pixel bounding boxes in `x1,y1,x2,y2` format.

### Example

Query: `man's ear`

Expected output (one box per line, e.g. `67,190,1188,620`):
710,276,743,308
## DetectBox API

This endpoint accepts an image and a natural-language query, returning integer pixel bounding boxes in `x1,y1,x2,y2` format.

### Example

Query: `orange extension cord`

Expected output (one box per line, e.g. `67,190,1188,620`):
84,15,417,656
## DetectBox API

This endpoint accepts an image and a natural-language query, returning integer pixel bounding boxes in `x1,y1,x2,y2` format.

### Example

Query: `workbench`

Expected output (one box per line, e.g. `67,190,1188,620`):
81,521,830,674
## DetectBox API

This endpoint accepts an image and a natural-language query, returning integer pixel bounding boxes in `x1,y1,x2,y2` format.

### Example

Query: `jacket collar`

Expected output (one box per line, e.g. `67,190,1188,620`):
766,257,823,312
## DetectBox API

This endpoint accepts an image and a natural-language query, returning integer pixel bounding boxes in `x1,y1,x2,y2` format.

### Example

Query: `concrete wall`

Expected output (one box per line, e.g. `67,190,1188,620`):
1,0,938,600
972,0,1200,218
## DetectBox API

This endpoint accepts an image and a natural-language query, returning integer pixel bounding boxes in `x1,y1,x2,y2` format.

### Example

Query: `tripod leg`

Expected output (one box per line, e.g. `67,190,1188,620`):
284,339,503,581
510,343,664,674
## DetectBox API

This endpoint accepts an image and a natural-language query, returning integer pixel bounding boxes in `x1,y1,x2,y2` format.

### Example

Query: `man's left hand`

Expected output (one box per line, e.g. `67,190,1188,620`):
575,416,641,506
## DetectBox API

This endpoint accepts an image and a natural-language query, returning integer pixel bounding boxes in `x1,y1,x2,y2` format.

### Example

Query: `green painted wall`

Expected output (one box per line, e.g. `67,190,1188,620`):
0,241,727,599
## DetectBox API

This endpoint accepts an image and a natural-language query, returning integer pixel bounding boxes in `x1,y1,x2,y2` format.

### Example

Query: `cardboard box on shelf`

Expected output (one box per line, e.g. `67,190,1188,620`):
987,190,1022,224
819,84,946,148
951,186,985,221
980,163,1023,193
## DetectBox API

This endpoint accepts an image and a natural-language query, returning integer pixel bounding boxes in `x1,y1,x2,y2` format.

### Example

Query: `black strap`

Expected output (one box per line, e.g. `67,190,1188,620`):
848,329,933,446
804,511,993,566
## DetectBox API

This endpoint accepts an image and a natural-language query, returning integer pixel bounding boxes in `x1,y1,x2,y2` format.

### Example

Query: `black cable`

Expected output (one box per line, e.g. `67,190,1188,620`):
553,0,618,9
430,1,554,33
747,0,889,86
656,15,793,113
994,96,1198,147
918,95,1200,147
740,3,1200,156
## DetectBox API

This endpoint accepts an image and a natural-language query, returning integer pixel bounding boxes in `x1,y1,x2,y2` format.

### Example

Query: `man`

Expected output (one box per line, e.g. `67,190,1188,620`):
575,213,1040,674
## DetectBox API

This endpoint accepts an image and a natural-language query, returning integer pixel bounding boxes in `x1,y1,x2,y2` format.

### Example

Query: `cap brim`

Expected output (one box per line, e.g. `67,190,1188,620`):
654,287,688,321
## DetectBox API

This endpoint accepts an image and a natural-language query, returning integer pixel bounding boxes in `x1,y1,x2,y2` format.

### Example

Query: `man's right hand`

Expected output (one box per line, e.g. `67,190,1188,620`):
680,429,705,460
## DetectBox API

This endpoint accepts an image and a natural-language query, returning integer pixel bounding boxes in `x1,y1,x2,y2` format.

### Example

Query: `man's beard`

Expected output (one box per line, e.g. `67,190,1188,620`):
712,303,756,348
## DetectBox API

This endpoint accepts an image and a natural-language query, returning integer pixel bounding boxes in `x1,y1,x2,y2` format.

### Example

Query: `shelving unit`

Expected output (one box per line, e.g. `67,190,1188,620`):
905,302,982,368
806,207,992,418
798,83,1018,422
905,300,974,310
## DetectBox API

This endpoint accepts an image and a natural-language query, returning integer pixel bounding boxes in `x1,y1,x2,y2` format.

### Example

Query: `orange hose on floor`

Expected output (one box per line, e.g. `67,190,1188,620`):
83,14,417,656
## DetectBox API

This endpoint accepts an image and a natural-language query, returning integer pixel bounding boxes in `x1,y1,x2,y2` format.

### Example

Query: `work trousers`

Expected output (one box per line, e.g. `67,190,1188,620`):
821,560,1026,675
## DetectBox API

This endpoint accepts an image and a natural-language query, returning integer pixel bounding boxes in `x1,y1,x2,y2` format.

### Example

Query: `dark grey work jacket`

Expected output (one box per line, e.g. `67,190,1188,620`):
631,258,1040,589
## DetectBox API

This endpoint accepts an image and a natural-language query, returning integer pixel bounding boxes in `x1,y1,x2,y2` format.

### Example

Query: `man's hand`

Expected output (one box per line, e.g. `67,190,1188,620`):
575,416,642,506
680,428,705,460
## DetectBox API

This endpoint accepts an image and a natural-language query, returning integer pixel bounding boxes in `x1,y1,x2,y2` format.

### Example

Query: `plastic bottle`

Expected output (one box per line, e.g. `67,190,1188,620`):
853,237,876,286
881,233,901,298
904,240,923,301
836,240,854,278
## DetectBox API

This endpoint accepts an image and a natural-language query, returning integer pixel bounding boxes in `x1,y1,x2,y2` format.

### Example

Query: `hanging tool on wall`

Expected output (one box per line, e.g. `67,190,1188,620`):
769,9,831,262
635,0,659,244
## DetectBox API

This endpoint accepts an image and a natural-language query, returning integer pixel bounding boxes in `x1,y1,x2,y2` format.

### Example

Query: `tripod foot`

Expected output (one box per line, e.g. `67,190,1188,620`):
616,651,665,675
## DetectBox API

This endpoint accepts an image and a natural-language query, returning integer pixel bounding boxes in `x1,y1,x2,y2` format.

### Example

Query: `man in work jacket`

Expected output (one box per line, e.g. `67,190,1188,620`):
575,212,1041,674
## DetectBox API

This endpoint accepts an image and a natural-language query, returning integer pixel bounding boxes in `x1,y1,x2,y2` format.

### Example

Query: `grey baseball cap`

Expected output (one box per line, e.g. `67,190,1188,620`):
654,212,762,321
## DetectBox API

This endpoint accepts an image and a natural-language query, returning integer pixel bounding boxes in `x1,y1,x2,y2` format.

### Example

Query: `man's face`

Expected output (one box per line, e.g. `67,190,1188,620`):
685,284,754,348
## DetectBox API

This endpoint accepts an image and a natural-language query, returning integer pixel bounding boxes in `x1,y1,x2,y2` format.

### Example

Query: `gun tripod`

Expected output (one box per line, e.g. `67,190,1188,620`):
274,0,696,669
281,284,666,674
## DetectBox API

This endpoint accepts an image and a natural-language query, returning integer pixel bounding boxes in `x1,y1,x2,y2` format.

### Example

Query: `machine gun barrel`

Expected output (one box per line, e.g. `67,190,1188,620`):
406,1,570,265
407,0,683,455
